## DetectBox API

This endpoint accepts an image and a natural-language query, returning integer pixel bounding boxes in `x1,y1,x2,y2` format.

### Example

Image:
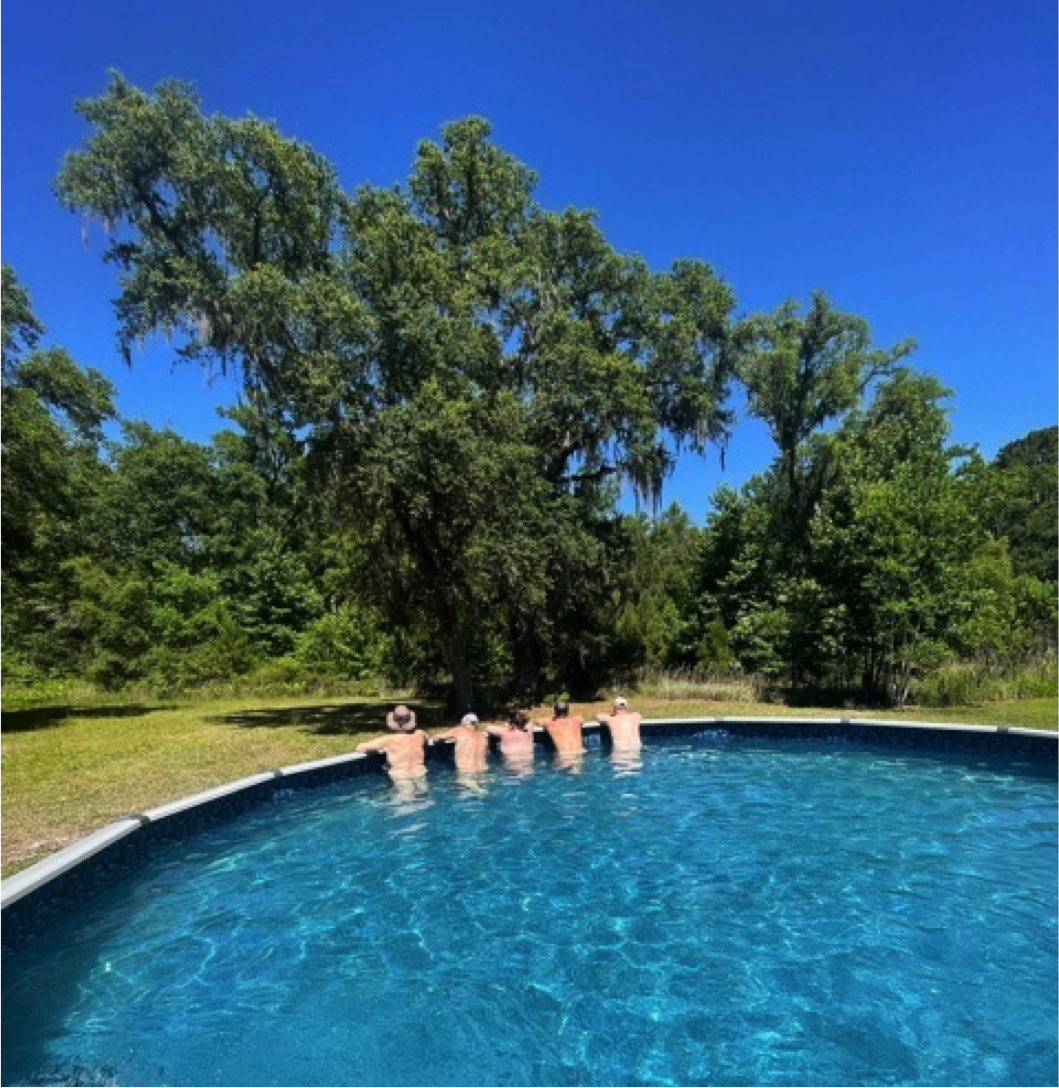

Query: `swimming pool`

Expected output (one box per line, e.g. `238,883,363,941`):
3,733,1056,1087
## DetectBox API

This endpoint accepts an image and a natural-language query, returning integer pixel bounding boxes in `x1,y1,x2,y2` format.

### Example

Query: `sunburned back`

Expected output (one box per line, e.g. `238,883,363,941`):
545,716,584,755
383,731,428,778
499,727,534,757
451,726,489,771
606,712,642,751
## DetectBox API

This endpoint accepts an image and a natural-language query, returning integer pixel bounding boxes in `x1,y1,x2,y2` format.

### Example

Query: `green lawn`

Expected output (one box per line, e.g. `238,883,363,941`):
1,695,443,876
2,694,1054,876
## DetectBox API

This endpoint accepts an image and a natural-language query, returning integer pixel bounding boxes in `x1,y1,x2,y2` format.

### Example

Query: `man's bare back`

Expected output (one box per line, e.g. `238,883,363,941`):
543,714,584,755
487,724,534,758
434,723,489,772
597,700,642,751
356,730,429,779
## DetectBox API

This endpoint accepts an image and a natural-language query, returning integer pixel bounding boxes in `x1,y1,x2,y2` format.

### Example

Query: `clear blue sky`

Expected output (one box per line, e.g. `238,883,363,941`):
3,0,1055,520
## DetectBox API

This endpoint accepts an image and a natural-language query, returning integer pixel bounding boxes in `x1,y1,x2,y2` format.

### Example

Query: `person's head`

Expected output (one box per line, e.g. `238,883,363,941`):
393,705,414,731
612,696,628,712
553,701,569,718
460,713,480,730
508,710,529,731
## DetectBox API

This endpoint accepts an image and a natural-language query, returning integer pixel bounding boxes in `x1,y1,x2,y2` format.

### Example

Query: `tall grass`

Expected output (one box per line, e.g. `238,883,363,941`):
0,667,416,711
912,658,1058,708
633,668,767,704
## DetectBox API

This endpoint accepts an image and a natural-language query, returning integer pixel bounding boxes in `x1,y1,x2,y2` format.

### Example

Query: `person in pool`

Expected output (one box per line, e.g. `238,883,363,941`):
355,716,430,781
431,713,490,773
596,696,643,751
486,710,536,764
541,701,584,756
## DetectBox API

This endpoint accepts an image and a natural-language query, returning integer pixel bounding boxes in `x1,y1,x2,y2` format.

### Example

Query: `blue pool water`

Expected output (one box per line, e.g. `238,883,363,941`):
3,735,1056,1087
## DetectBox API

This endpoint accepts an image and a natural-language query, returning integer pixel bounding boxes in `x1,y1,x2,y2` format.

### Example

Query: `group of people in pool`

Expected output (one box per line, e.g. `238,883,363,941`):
355,698,643,784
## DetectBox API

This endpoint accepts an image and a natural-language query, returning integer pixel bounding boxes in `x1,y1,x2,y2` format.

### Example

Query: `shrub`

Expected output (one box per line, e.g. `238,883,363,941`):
912,658,1059,707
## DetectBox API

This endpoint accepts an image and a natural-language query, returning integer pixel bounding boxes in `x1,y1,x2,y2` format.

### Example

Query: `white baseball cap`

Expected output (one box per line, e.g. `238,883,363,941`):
613,697,628,708
461,713,480,725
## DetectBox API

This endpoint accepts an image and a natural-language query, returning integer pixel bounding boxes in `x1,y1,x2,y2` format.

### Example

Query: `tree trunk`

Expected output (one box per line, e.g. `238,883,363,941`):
435,589,474,713
511,625,540,706
447,643,474,715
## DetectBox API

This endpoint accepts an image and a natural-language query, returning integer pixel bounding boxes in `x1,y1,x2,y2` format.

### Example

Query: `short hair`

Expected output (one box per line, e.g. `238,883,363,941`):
553,701,569,717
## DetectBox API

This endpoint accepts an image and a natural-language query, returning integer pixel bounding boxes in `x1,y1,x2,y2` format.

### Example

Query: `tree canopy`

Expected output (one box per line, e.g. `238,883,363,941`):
54,74,738,709
2,74,1054,710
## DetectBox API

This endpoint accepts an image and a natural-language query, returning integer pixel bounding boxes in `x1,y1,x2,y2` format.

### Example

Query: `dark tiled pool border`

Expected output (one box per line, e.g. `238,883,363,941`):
3,717,1055,951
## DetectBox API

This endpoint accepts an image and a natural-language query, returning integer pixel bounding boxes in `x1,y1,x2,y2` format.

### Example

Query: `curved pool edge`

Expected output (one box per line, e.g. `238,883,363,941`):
3,716,1055,951
1,751,382,950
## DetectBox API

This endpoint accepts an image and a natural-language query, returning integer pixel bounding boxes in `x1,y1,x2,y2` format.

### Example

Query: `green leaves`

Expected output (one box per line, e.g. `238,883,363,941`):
55,76,742,704
736,291,917,549
57,71,349,376
44,75,1054,706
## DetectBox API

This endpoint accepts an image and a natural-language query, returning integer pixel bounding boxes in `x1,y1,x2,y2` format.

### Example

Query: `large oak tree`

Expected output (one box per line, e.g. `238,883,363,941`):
57,74,737,708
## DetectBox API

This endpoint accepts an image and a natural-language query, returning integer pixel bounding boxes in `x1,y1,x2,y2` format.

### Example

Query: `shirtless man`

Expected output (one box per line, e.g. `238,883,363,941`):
355,721,429,781
541,701,584,756
432,713,490,773
596,696,643,752
486,711,536,768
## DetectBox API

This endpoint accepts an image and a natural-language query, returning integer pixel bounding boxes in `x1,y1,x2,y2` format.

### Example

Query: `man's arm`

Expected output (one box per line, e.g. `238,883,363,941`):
431,727,459,743
357,736,393,754
484,725,507,736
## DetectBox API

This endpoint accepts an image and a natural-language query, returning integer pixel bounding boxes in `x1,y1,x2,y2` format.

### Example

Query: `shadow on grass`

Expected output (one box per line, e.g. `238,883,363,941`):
215,701,447,736
1,704,172,734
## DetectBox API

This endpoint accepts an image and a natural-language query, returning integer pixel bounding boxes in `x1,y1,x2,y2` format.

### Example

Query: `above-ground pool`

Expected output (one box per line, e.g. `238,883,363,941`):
3,731,1057,1087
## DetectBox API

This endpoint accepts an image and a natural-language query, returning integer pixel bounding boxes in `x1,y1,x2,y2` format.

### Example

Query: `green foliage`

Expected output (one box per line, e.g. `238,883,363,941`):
0,650,72,709
229,534,323,656
295,606,390,681
1,88,1054,713
973,426,1057,585
912,660,1058,708
692,365,1057,706
695,619,735,672
56,77,739,707
141,565,257,691
736,291,915,547
1,264,44,370
2,266,117,581
58,558,153,687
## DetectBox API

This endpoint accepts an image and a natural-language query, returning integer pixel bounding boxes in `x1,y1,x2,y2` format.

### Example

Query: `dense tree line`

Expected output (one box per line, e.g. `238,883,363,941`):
3,75,1056,708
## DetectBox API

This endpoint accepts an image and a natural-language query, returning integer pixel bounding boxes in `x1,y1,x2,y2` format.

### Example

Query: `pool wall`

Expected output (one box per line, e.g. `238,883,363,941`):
3,717,1055,952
